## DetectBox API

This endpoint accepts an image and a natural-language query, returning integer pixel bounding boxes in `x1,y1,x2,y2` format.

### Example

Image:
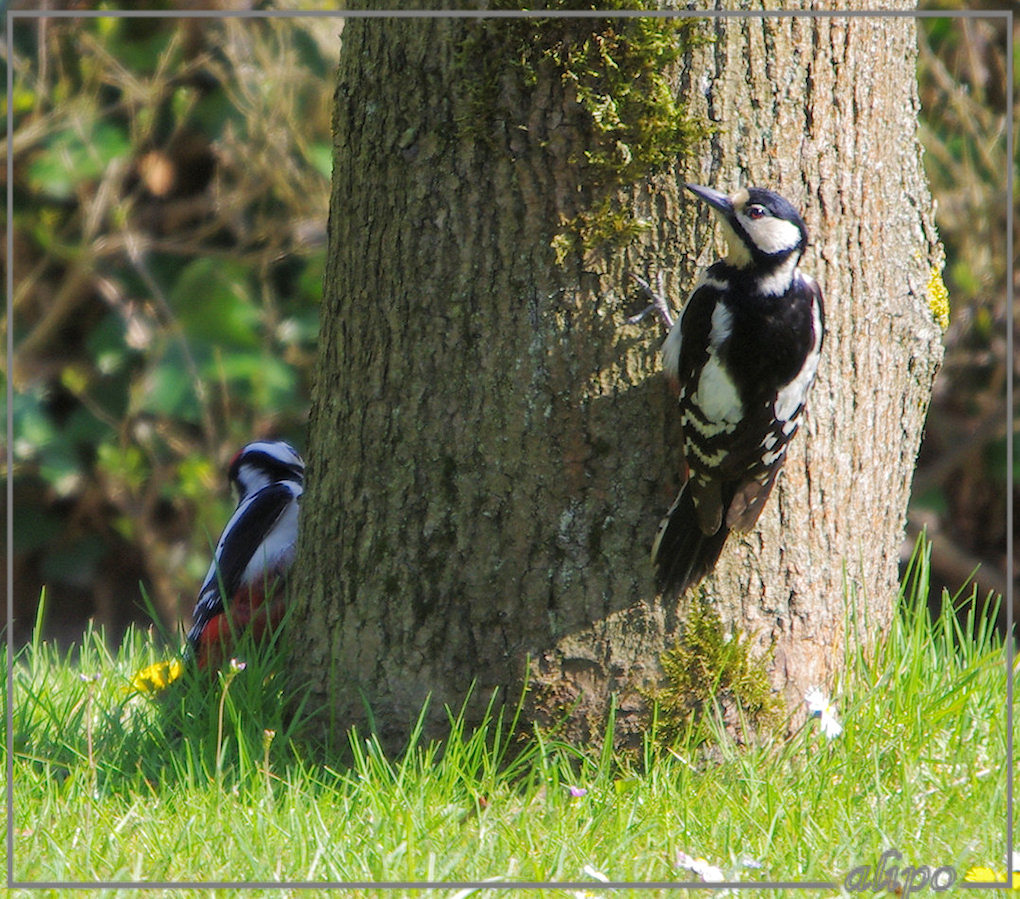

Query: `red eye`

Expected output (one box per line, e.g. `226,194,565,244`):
748,205,767,219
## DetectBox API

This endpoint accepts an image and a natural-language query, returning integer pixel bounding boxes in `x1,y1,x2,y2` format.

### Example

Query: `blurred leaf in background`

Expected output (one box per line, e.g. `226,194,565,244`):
7,9,338,647
911,4,1013,616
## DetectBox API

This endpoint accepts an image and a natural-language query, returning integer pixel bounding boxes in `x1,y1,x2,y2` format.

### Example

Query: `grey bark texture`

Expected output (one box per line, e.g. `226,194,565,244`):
291,8,944,750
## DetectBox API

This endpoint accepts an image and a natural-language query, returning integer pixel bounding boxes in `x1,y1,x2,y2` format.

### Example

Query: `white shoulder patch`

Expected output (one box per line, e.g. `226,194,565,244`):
707,299,732,349
737,214,803,256
694,354,743,425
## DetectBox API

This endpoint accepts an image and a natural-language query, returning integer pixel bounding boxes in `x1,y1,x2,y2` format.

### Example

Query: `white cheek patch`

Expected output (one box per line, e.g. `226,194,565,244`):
736,214,803,255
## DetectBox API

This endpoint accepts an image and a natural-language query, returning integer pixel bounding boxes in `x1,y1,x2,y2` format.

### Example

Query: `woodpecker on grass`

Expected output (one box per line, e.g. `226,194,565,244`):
635,184,824,597
187,440,305,669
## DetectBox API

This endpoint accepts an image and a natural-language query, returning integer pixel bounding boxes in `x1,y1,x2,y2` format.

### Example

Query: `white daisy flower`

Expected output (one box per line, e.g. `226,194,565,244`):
805,686,842,739
676,851,725,882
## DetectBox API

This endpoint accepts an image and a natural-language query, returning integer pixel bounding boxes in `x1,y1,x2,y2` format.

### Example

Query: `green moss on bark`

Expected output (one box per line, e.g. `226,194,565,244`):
651,602,783,748
456,6,712,260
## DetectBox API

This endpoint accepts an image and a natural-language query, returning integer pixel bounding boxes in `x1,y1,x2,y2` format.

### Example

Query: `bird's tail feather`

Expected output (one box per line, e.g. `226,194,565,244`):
651,483,732,597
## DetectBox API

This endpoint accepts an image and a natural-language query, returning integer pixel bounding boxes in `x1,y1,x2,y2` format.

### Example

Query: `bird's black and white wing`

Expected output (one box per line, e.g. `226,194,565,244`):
187,480,302,647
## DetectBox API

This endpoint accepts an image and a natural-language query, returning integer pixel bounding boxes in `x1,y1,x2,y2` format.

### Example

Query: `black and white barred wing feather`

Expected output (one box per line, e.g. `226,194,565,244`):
651,272,736,593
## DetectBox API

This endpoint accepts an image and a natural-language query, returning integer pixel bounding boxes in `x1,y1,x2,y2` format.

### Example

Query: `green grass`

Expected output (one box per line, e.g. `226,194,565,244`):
4,540,1011,896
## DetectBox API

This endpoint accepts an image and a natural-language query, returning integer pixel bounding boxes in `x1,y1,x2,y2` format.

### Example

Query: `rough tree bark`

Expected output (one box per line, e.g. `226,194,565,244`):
291,7,944,750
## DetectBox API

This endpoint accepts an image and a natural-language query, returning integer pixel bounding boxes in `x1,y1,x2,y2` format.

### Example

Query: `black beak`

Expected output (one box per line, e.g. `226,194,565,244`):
685,183,733,215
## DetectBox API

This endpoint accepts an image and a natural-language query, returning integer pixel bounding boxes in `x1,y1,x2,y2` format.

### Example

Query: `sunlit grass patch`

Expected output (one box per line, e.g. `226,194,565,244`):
6,538,1009,889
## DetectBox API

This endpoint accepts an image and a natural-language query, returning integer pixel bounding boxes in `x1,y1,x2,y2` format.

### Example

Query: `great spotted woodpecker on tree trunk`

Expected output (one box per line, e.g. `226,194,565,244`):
631,184,824,597
187,440,305,669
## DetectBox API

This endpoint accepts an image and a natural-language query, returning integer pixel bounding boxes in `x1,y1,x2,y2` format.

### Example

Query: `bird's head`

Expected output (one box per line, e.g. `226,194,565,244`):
228,440,305,501
686,184,808,270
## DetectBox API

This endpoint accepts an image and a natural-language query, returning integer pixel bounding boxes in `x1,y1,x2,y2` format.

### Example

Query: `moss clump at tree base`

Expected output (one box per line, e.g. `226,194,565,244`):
650,600,784,750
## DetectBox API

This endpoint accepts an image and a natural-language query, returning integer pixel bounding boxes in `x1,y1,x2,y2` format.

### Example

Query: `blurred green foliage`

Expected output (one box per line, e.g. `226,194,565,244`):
8,12,337,645
911,9,1013,599
6,9,1011,647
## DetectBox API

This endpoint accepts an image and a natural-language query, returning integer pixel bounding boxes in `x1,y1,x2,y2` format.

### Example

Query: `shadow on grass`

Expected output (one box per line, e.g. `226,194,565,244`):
7,592,602,808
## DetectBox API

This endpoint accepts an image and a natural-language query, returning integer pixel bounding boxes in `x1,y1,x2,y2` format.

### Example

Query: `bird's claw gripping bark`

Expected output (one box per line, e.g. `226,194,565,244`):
626,272,674,330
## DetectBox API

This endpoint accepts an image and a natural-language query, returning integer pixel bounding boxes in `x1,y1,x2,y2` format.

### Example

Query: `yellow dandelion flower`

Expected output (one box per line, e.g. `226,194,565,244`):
128,658,184,694
964,863,1020,890
964,865,999,882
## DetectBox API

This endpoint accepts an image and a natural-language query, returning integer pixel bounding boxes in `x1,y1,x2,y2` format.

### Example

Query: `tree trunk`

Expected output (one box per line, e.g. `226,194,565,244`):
292,8,944,751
